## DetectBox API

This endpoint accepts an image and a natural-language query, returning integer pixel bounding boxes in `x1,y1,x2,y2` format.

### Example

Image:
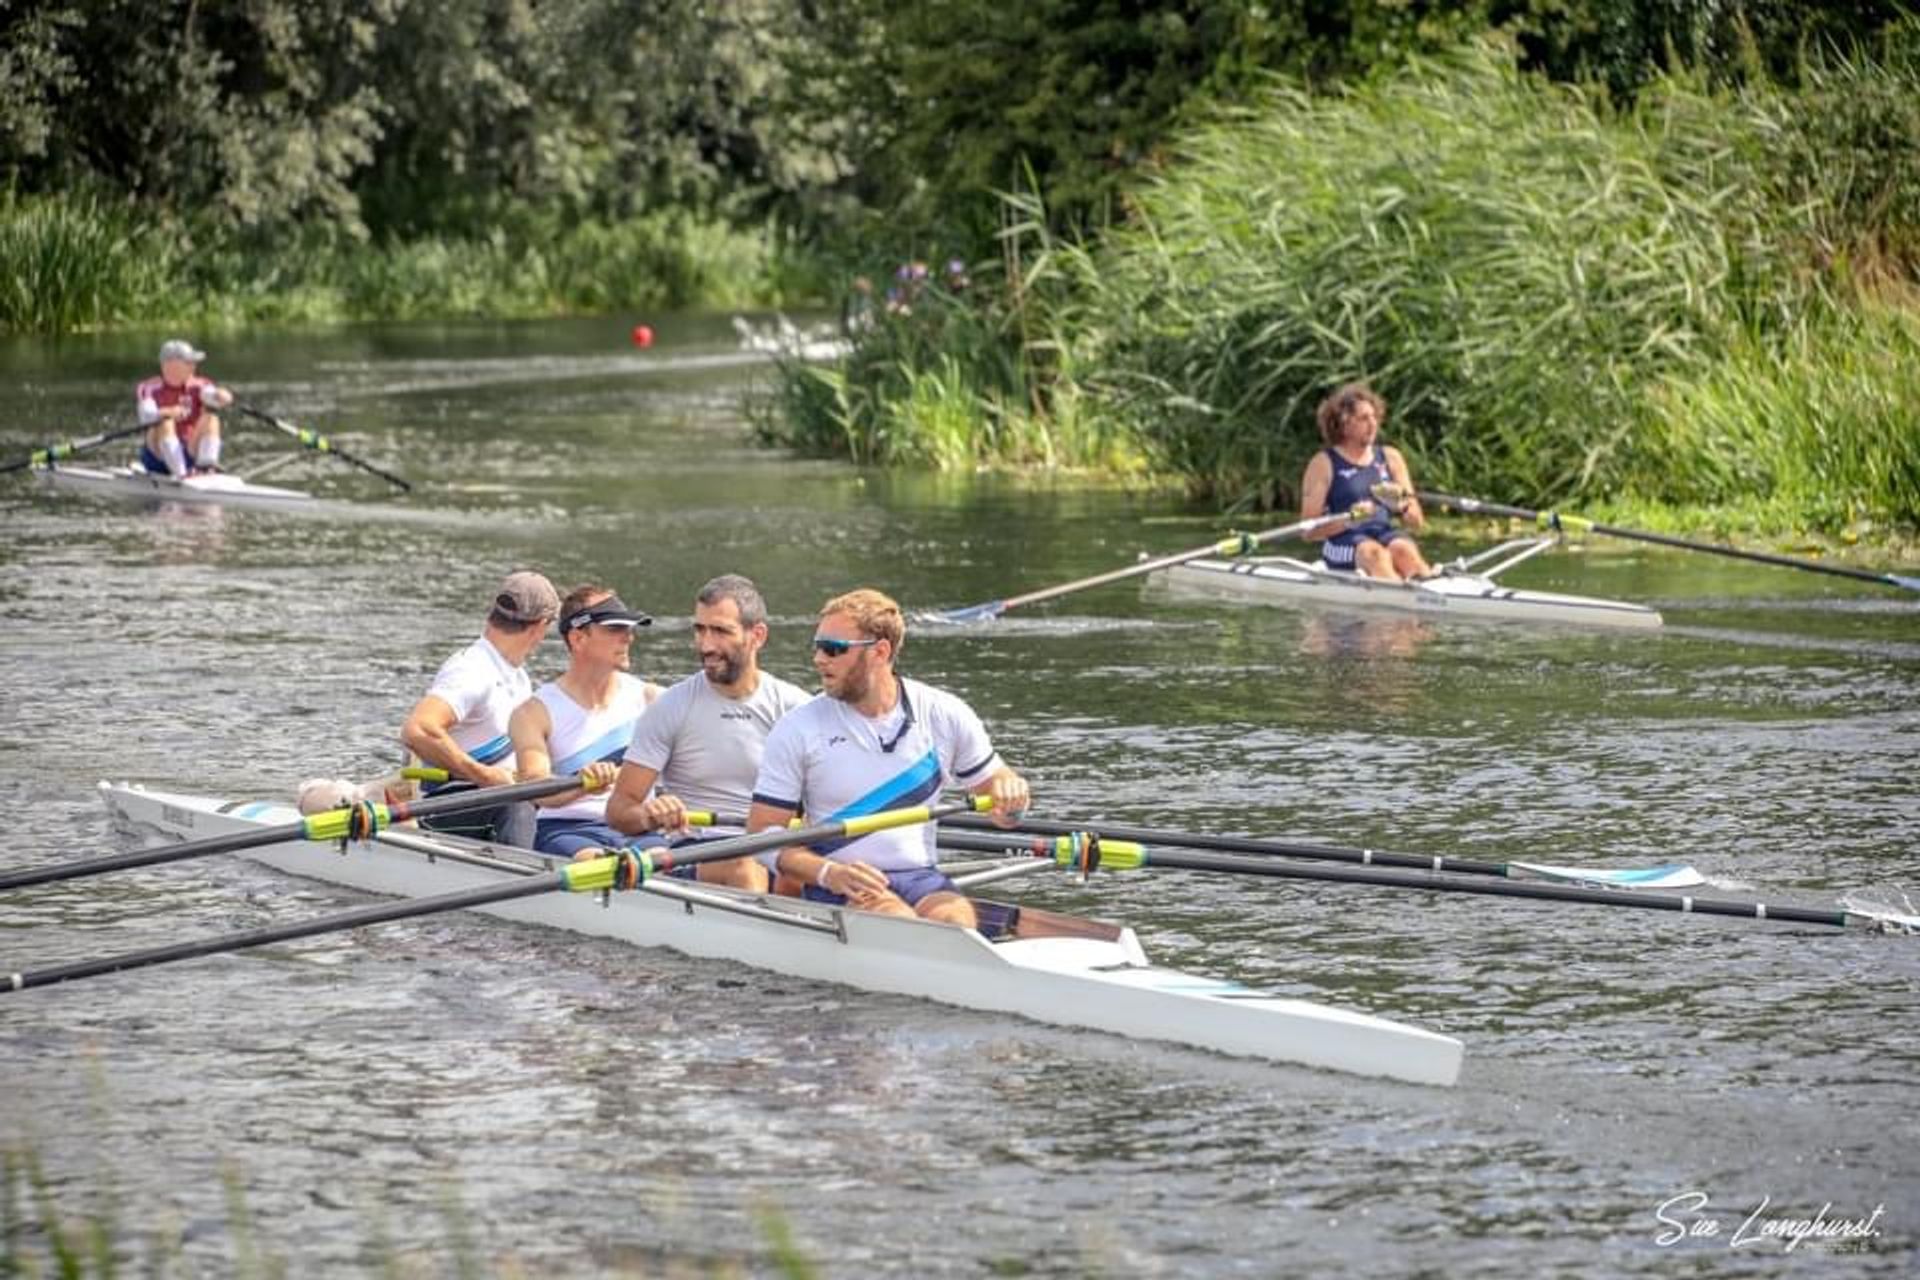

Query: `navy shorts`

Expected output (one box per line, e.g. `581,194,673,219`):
533,818,646,859
1322,527,1406,571
802,864,958,907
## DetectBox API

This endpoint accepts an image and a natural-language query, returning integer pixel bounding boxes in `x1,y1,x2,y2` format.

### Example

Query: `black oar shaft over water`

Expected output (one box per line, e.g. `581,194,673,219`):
939,831,1878,930
234,402,412,492
926,504,1369,623
946,812,1518,877
3,423,152,473
0,774,598,892
3,799,980,992
1421,492,1920,592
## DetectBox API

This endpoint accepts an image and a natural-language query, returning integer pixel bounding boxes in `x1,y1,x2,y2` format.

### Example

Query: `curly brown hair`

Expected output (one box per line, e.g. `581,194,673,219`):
1315,382,1387,445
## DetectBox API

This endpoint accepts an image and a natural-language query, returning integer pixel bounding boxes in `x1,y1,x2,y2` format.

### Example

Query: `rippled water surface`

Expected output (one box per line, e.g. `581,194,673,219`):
3,319,1917,1276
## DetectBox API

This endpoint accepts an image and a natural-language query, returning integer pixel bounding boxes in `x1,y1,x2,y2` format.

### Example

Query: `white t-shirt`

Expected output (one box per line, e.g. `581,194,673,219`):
624,670,813,832
752,676,1002,871
424,635,531,769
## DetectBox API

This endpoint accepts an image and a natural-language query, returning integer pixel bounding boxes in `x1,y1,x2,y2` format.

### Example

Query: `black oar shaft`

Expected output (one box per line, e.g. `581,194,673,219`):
1421,492,1911,589
3,799,972,993
1129,848,1854,927
932,508,1358,621
4,423,150,473
944,813,1512,878
0,775,589,892
6,872,566,991
235,403,411,492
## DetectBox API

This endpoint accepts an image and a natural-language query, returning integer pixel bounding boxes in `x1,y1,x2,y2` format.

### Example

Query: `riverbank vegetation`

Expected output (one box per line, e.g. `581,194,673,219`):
4,1,1915,532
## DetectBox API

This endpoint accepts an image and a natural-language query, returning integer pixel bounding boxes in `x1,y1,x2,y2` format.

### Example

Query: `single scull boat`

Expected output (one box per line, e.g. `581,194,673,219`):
1157,534,1661,630
34,462,318,512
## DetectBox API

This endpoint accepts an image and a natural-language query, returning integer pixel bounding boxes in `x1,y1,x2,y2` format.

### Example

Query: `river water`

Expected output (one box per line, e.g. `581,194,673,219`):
1,318,1916,1277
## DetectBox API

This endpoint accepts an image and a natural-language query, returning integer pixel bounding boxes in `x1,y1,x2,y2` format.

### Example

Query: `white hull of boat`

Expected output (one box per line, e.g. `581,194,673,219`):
35,463,317,511
96,782,1464,1087
1158,557,1662,630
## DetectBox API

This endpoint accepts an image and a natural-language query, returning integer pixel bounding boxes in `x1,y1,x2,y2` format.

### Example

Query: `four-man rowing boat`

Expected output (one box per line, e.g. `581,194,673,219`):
34,463,317,512
1156,535,1662,630
97,781,1466,1087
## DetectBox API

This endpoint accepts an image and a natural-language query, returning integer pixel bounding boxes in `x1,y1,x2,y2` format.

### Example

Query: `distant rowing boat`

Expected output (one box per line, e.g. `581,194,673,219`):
1157,534,1662,630
98,781,1465,1086
34,462,318,512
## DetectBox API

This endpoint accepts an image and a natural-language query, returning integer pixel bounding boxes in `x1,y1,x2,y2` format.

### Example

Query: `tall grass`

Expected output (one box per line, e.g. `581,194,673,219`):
1041,36,1920,528
751,198,1142,472
1632,301,1920,530
755,35,1917,530
0,192,162,333
0,199,824,333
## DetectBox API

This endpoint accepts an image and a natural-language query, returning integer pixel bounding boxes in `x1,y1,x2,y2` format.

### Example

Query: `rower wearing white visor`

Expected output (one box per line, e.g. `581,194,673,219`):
509,585,662,857
745,587,1030,927
605,574,813,889
401,570,560,846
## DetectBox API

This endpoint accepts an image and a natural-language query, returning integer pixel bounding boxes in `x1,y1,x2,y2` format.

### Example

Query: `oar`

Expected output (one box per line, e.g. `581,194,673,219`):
233,402,411,492
1421,492,1920,593
0,775,602,893
3,423,152,474
922,505,1371,624
973,835,1919,933
2,800,975,993
942,814,1704,888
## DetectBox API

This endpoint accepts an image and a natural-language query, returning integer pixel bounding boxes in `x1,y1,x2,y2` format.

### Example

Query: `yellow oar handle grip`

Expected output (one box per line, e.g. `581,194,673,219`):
1043,836,1145,871
401,766,451,783
1537,510,1595,536
562,849,657,894
300,804,392,842
1214,532,1259,557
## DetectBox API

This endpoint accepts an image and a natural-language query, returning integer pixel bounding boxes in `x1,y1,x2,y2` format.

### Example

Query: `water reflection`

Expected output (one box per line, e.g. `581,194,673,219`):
1294,612,1433,716
147,502,229,561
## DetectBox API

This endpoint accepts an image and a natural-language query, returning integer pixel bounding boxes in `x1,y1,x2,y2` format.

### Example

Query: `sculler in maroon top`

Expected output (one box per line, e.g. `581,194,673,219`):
136,339,233,477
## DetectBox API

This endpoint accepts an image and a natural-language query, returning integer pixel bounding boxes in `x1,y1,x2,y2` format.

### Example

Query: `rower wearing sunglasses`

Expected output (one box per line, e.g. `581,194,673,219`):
745,588,1031,927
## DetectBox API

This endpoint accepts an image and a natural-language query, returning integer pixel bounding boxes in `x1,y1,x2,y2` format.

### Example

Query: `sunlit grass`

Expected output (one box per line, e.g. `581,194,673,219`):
0,199,825,333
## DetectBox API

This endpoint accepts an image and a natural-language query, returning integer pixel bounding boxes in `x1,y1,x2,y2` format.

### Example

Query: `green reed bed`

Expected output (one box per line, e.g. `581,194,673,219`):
0,198,818,333
759,35,1919,534
1056,38,1920,529
750,239,1138,473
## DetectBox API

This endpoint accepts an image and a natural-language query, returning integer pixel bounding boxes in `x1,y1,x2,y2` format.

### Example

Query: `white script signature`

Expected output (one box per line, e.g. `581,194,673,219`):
1654,1191,1886,1252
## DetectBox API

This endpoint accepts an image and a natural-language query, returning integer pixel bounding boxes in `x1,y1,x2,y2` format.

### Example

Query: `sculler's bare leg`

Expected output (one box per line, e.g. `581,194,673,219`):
697,856,771,892
912,890,978,929
1354,539,1403,583
1389,538,1433,580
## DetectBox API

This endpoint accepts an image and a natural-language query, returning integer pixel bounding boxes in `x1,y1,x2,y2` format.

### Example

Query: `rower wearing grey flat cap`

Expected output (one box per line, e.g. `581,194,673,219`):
399,570,561,846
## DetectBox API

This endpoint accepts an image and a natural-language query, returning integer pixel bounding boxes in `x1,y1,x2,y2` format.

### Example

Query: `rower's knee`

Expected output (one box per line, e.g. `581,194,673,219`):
698,857,770,892
1356,544,1399,582
199,415,222,437
915,892,977,929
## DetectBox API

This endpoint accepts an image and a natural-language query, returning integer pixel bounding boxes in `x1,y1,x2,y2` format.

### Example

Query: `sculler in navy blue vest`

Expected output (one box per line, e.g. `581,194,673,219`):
1299,382,1433,582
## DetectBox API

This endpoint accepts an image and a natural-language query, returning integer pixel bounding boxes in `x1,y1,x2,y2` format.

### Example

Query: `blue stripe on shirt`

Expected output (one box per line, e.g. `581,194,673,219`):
552,723,635,776
470,733,512,764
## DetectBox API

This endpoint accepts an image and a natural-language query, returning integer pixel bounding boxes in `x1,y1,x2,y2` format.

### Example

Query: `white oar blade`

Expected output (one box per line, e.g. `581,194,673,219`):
1509,861,1705,889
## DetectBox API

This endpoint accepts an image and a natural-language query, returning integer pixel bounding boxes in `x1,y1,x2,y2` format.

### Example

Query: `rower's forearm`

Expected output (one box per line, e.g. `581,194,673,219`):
408,730,487,782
